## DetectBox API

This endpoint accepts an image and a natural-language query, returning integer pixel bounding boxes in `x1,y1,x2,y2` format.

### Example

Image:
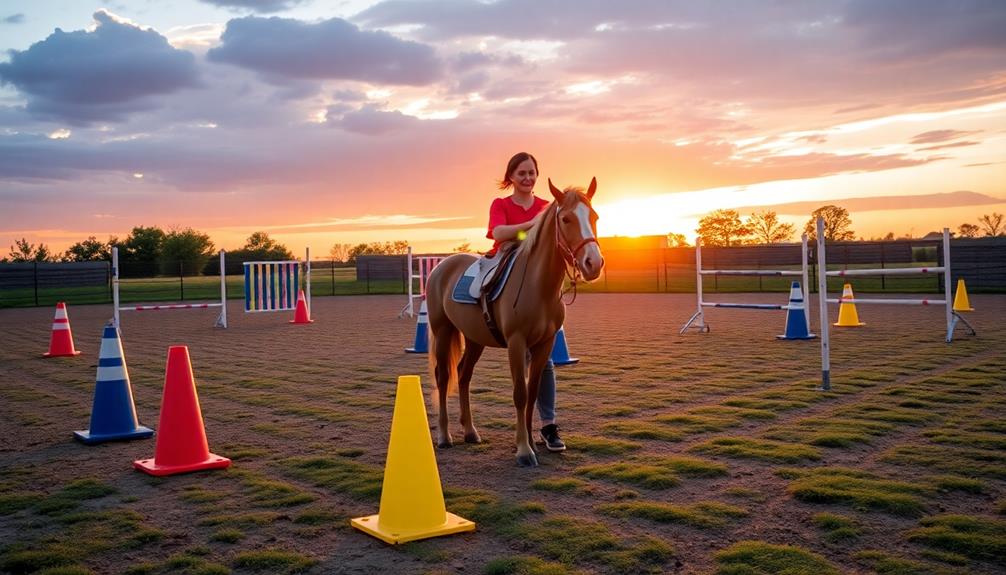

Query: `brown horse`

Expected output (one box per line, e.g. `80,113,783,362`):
425,178,604,466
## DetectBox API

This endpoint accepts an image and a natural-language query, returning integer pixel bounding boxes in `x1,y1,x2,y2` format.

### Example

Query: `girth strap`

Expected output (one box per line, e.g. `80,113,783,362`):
480,294,507,347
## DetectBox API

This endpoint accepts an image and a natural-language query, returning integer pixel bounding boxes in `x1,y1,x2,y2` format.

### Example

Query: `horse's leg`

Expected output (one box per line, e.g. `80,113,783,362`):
526,339,553,447
458,338,485,444
433,325,457,448
507,339,537,467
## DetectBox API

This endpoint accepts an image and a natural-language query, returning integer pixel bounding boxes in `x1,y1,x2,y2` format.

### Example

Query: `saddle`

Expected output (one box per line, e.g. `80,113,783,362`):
451,242,519,346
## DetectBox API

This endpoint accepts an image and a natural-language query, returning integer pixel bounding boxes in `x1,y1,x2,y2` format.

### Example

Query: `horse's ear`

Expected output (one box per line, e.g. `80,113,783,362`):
586,177,597,200
548,178,564,201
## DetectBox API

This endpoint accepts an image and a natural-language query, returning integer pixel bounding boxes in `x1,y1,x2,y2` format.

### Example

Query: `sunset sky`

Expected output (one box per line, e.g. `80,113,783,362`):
2,0,1004,257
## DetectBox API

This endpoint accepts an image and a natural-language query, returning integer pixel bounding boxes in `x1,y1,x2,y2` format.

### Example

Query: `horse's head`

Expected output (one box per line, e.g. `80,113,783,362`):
548,177,604,281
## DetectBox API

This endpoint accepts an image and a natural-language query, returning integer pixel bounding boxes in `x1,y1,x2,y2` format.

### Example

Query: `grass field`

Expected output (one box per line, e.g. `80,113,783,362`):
1,293,1003,574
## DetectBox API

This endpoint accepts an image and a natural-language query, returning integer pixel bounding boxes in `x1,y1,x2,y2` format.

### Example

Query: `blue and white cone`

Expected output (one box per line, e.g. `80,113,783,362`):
550,325,579,365
74,323,154,444
777,281,817,340
405,298,430,353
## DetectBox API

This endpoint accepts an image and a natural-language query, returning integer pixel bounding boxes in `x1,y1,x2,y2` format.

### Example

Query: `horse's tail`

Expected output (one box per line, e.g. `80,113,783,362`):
427,327,462,415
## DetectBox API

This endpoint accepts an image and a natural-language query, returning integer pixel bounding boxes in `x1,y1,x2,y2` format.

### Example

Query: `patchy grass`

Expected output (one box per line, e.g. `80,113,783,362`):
853,550,947,575
597,500,747,528
600,421,684,441
812,512,862,541
723,487,768,503
232,550,318,573
786,468,928,516
531,477,591,493
928,475,985,494
278,456,382,500
563,434,642,455
516,516,673,572
574,462,679,489
713,540,840,575
691,437,821,463
906,514,1006,563
483,555,582,575
209,528,244,543
882,445,1006,478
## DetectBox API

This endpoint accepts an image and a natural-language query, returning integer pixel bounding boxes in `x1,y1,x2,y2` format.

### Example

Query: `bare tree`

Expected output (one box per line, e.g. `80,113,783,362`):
748,210,796,244
978,212,1004,236
329,243,351,263
804,205,855,241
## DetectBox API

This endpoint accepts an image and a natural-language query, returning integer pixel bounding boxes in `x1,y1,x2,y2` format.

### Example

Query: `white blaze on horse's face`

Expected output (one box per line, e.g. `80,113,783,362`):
550,177,604,281
573,202,604,280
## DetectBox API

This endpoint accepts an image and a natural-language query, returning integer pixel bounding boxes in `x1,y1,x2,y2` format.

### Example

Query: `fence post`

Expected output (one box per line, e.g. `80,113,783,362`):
366,260,371,293
179,261,185,301
33,261,39,306
331,259,336,296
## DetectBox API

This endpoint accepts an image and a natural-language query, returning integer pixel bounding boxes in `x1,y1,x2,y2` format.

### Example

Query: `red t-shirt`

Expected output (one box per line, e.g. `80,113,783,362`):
486,195,550,255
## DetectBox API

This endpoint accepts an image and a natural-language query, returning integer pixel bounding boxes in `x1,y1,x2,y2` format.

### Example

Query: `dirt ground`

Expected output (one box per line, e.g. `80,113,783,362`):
1,293,1003,574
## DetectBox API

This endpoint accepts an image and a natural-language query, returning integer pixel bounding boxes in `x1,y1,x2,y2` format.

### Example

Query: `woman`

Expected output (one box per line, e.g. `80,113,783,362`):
485,151,565,452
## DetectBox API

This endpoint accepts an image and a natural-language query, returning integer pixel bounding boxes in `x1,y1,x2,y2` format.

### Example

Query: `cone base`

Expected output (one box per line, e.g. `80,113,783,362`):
404,347,427,354
133,453,231,476
289,319,315,324
953,307,974,313
351,511,475,544
74,426,154,445
833,322,865,327
43,351,82,358
776,334,817,340
552,358,579,365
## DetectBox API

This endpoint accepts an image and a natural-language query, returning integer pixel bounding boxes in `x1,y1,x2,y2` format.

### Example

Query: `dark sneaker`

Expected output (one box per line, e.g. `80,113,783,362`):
539,424,566,452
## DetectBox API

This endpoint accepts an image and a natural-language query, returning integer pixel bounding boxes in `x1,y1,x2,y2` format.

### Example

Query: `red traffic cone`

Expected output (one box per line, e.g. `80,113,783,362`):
134,346,230,476
43,302,82,358
290,289,313,324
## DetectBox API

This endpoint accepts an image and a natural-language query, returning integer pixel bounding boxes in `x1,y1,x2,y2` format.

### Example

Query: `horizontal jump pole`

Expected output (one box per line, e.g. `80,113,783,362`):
699,270,804,277
826,267,945,277
825,298,947,306
121,303,224,311
701,302,791,310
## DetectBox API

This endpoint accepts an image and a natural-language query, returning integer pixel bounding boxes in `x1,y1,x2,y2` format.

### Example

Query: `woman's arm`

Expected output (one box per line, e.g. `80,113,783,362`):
491,220,536,241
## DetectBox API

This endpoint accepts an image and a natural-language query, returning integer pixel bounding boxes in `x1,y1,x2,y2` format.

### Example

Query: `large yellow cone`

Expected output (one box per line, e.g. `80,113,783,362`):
351,375,475,544
834,283,865,327
953,279,974,312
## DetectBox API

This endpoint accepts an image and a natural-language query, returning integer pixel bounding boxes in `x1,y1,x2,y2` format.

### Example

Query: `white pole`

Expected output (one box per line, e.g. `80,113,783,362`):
816,218,830,391
801,233,810,328
218,250,227,328
112,246,120,329
695,237,705,330
943,228,952,342
406,246,414,317
305,246,312,314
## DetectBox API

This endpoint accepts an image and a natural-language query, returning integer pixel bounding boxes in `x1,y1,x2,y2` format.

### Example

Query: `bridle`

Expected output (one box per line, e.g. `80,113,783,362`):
554,199,599,304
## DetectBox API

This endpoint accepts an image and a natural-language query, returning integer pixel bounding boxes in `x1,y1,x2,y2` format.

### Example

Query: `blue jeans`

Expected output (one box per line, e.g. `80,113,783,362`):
536,358,557,425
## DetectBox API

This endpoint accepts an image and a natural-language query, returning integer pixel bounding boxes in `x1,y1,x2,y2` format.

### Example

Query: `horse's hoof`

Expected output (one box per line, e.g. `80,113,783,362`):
464,432,482,444
516,453,538,467
437,438,454,449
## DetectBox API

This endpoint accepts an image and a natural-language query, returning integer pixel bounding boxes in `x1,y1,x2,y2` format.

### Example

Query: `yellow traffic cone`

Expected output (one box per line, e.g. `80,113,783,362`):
834,283,865,327
351,375,475,544
953,279,974,312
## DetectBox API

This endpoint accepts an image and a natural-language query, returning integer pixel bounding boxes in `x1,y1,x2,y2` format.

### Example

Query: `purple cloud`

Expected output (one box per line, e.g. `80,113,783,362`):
3,13,25,24
207,16,442,86
910,129,981,144
328,105,419,135
0,10,199,125
199,0,309,13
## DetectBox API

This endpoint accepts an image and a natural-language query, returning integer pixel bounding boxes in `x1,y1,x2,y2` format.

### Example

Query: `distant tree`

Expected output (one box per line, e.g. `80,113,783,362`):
696,209,751,247
883,232,895,241
347,240,410,262
7,238,58,262
804,205,855,241
748,210,796,244
666,233,689,247
329,243,352,263
454,242,473,253
63,236,114,262
978,212,1004,237
957,223,980,238
119,226,165,262
160,228,215,275
232,231,293,261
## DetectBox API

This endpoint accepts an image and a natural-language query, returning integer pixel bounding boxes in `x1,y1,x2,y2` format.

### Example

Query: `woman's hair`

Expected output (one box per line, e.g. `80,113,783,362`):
497,152,538,190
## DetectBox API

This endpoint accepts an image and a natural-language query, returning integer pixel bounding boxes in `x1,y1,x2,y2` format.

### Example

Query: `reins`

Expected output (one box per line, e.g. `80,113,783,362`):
513,201,598,309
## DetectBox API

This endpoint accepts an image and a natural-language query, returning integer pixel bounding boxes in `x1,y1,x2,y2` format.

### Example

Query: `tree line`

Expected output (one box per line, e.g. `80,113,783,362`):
694,207,1005,247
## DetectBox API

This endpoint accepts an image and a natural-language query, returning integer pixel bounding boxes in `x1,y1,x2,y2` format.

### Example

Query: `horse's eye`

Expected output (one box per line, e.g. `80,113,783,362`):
561,216,571,224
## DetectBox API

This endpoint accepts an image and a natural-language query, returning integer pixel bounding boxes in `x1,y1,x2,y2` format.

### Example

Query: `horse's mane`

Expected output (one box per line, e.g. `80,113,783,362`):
519,186,584,256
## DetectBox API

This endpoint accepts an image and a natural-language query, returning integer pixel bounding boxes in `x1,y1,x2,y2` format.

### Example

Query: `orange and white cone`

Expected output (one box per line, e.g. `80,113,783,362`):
43,302,82,357
290,289,313,324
